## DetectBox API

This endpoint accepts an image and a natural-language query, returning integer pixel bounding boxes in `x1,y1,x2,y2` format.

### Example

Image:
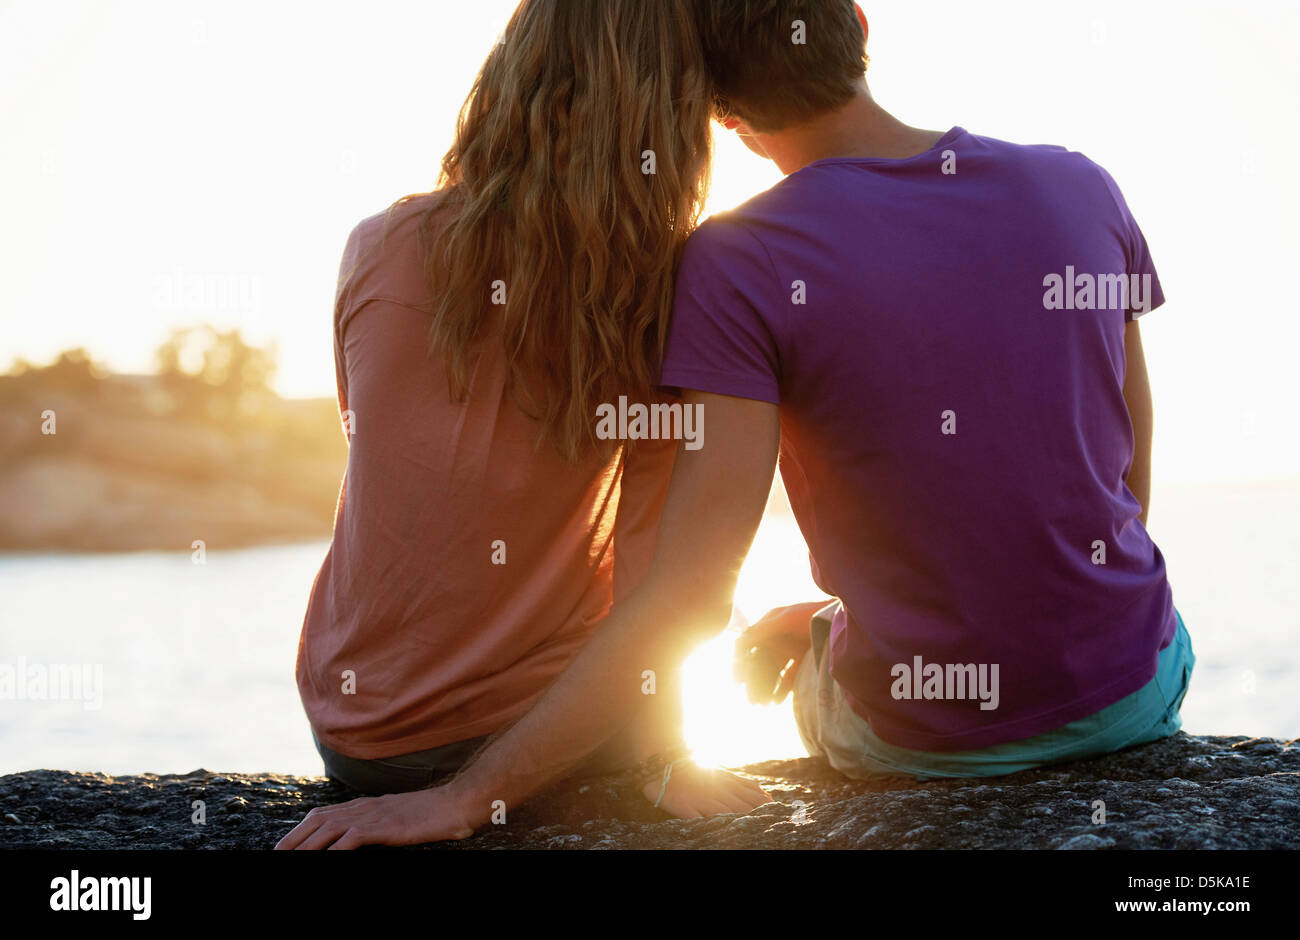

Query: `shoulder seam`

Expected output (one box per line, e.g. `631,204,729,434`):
705,216,787,372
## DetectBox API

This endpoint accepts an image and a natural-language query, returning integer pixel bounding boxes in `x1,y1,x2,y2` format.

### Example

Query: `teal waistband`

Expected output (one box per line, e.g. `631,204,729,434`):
853,609,1194,779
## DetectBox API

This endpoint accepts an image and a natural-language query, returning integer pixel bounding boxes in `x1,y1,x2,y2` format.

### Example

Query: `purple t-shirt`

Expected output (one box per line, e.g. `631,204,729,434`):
660,127,1177,752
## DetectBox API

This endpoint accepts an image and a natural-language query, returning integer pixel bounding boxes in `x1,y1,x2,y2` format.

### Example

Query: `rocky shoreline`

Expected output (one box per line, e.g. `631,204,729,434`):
1,734,1295,850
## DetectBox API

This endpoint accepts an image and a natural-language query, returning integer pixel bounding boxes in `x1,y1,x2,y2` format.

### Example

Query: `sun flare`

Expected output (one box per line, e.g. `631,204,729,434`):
681,508,828,768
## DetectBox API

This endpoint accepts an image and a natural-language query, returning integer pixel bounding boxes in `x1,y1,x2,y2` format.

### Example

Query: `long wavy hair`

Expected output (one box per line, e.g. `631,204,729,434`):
417,0,713,461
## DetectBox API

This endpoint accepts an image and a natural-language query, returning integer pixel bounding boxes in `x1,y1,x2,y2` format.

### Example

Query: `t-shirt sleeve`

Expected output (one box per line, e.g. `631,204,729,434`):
332,222,364,433
658,218,784,404
1092,162,1166,321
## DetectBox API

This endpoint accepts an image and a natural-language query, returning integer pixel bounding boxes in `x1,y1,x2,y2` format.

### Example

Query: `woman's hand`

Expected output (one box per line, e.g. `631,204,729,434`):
733,600,827,704
642,762,771,818
274,785,479,850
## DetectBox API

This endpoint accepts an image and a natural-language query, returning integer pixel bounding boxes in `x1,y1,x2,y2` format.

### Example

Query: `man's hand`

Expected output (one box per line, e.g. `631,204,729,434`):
734,600,827,704
274,785,478,850
643,763,771,818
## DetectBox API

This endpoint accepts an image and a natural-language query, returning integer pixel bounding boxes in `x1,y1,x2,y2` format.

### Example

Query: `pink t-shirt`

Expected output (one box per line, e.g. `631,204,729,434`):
296,193,674,759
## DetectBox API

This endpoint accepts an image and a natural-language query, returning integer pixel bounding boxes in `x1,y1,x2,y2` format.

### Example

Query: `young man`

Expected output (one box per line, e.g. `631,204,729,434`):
279,0,1191,848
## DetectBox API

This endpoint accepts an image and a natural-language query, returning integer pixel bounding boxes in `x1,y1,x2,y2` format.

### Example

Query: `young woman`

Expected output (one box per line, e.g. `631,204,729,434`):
289,0,769,835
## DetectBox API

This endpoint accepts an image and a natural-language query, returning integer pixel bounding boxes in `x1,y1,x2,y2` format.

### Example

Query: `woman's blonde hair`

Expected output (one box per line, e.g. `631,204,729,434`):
419,0,714,461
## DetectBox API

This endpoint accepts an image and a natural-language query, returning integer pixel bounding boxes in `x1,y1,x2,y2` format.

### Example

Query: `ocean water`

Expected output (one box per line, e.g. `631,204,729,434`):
1,481,1296,777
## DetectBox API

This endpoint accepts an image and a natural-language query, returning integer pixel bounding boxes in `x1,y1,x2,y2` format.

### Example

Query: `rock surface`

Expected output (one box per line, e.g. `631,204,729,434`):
1,734,1295,850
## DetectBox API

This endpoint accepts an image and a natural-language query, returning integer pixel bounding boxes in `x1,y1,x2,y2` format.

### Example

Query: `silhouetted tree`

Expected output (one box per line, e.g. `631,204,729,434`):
154,326,278,424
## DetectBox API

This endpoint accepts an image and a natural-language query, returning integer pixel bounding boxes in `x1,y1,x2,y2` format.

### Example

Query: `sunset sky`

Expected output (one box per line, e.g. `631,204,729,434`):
2,0,1298,482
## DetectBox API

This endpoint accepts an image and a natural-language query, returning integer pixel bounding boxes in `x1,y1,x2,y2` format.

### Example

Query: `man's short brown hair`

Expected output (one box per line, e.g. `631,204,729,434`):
696,0,869,133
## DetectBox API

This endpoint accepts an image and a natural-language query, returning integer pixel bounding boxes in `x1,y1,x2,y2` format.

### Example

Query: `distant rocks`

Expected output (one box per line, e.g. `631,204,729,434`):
1,734,1295,850
0,385,344,552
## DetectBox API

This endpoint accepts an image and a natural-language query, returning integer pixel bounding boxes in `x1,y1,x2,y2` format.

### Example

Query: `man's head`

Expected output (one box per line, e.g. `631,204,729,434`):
696,1,870,135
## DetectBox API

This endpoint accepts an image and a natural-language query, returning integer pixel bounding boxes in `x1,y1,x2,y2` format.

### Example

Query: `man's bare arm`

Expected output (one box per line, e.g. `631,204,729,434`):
445,391,781,822
1122,319,1153,526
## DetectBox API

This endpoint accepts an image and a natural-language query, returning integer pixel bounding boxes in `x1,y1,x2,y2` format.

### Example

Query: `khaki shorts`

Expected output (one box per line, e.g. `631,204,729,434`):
792,601,1193,780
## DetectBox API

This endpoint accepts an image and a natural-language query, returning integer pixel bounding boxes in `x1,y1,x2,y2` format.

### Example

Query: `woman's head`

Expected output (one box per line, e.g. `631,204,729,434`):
425,0,713,460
